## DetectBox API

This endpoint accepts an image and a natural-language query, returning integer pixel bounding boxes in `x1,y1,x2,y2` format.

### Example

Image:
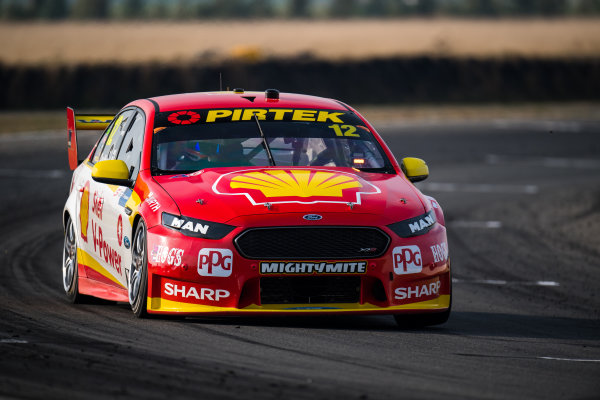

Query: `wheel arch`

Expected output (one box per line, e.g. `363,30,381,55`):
129,212,149,317
131,212,144,241
63,210,71,232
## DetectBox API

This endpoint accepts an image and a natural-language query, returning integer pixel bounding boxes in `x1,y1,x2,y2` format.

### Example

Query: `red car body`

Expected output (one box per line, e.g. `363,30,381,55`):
63,90,451,325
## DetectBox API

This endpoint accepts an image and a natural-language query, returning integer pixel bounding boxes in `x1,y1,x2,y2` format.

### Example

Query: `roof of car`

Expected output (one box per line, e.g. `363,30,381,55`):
148,91,349,112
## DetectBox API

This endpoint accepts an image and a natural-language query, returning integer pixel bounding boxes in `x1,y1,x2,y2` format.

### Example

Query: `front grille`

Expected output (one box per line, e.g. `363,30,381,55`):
235,227,390,259
260,276,361,304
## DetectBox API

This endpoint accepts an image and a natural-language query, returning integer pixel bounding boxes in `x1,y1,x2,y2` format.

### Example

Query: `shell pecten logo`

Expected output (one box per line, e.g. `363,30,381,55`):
231,170,361,198
213,169,380,205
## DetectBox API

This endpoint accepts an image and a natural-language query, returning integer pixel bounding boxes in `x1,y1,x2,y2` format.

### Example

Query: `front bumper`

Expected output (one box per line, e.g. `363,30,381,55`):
145,224,451,316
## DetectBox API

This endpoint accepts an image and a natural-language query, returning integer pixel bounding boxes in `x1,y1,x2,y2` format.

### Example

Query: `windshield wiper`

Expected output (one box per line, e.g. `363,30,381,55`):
253,114,275,166
151,166,168,176
354,166,395,174
151,167,198,176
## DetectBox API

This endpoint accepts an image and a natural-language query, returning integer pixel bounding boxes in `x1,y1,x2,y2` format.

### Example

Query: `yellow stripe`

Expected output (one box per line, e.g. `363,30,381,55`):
106,115,123,145
75,115,114,130
77,248,125,288
148,295,450,313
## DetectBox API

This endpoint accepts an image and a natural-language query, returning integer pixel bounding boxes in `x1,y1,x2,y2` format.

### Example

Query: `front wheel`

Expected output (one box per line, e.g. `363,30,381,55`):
394,269,452,328
393,307,451,328
129,220,149,318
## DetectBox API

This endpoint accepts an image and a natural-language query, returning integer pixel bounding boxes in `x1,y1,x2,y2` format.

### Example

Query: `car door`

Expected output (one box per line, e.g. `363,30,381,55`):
99,110,146,289
79,109,136,288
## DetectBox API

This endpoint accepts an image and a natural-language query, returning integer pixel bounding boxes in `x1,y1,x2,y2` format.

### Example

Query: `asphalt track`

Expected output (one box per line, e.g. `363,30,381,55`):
1,119,599,399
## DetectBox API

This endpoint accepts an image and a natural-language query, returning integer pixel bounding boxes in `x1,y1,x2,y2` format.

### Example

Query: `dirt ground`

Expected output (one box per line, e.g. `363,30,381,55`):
1,19,599,65
1,102,598,134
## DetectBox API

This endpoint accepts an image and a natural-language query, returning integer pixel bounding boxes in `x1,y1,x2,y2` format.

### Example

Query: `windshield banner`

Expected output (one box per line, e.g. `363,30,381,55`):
156,109,359,126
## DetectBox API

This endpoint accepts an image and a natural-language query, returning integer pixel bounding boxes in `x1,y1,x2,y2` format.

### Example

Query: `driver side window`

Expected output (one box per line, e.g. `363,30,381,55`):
116,112,145,182
98,110,135,162
90,109,134,164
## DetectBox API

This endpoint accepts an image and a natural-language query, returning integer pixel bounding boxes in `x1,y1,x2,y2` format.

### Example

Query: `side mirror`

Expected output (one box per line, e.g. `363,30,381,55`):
92,160,132,186
401,157,429,183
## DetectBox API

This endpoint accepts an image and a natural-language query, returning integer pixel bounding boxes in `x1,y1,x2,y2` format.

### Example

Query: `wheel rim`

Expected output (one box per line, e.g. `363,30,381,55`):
129,225,145,305
62,219,76,292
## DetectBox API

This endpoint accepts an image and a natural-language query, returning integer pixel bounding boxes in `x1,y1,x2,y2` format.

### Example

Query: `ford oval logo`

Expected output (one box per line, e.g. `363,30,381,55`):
303,214,322,221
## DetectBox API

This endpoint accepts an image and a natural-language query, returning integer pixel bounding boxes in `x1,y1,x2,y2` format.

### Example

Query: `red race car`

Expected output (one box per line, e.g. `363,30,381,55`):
63,89,451,326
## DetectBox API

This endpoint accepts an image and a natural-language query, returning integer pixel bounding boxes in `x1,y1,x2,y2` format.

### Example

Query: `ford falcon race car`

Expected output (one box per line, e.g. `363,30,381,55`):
62,89,451,326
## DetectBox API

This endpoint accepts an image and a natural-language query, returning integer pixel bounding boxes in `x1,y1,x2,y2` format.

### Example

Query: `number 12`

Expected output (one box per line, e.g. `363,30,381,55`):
328,124,359,137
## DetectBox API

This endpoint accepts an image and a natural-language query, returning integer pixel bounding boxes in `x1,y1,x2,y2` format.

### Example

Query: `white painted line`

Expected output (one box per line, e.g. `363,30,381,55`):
486,154,600,169
492,120,583,133
419,182,538,194
474,279,507,285
542,157,600,169
538,357,600,363
452,278,560,287
0,169,66,179
535,281,560,287
450,221,502,229
0,339,28,344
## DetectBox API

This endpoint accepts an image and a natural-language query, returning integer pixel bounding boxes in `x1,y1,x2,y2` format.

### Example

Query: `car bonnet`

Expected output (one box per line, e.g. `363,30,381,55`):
154,166,427,226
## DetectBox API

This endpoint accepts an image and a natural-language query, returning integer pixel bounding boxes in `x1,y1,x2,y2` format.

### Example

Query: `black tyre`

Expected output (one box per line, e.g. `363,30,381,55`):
393,307,451,328
394,269,452,328
62,216,88,303
129,220,149,318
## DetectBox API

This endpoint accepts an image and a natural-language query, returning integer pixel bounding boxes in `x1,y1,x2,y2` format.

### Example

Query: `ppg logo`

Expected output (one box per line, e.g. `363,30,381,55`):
392,246,422,275
198,248,233,277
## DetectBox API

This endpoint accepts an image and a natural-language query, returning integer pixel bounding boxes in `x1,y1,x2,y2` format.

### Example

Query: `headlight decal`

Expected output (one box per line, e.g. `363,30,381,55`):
387,210,436,238
162,212,235,239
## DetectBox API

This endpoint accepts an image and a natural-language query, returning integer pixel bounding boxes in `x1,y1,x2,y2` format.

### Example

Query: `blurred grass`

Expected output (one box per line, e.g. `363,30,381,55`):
0,111,65,134
1,103,599,134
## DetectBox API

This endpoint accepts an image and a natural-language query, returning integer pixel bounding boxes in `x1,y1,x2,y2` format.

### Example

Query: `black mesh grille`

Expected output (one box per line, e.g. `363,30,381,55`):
235,227,390,259
261,276,361,304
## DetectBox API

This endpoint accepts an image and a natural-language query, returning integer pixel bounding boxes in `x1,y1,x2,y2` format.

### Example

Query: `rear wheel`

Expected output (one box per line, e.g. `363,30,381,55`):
129,220,149,318
62,216,87,303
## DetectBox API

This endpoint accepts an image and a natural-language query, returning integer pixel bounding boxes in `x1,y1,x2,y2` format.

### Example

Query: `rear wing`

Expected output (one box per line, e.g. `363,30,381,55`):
67,107,114,170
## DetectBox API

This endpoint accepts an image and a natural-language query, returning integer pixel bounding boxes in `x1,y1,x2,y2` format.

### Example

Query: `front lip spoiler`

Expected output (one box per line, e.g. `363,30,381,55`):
147,295,451,315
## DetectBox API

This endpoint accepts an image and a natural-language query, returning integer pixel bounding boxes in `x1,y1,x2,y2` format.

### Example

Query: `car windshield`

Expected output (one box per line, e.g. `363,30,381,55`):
151,108,393,174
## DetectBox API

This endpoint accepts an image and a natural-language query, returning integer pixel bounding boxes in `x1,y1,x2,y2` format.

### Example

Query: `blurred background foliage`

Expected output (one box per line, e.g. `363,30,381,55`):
2,1,599,109
2,0,600,20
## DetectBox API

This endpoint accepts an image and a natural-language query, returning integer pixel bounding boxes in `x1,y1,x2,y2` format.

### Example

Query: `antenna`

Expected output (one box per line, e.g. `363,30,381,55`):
219,73,223,91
